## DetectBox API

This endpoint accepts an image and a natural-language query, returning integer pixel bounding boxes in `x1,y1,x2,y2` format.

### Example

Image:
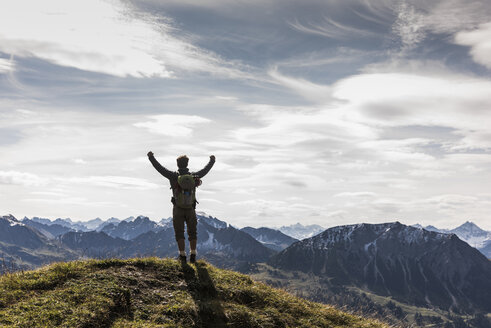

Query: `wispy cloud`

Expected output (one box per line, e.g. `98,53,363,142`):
65,176,159,190
289,16,378,40
455,22,491,69
0,171,48,187
269,69,333,103
0,0,244,78
334,191,377,198
3,0,491,229
391,2,427,51
134,114,211,137
0,57,15,74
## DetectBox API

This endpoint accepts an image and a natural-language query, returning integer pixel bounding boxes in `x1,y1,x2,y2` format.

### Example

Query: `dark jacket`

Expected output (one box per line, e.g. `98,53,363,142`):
148,155,215,191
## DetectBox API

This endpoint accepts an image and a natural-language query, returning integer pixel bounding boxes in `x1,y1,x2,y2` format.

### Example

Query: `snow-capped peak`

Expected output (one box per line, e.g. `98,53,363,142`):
197,214,227,229
450,221,490,248
1,214,25,227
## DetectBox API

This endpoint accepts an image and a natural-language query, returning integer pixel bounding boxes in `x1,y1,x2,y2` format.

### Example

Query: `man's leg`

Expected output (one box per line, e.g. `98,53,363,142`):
173,206,187,261
186,208,198,263
190,239,197,255
177,239,186,253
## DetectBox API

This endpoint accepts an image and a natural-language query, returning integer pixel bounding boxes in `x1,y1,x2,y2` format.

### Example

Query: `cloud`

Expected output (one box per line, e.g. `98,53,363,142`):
0,57,15,74
334,191,377,198
333,72,491,135
0,0,240,78
0,171,48,187
65,176,159,190
23,196,124,207
269,69,333,103
387,0,491,55
289,16,377,40
391,2,427,51
134,114,211,137
72,158,88,165
455,22,491,69
420,0,491,35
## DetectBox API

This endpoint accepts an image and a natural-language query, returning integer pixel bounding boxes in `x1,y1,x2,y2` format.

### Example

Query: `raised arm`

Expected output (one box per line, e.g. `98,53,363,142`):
147,151,174,179
194,155,216,178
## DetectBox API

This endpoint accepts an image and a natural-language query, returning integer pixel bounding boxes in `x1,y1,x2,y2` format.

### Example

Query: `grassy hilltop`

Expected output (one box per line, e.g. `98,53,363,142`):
0,257,388,328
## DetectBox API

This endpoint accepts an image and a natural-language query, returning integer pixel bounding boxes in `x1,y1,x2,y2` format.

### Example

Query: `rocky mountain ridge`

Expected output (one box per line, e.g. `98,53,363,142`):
270,222,491,313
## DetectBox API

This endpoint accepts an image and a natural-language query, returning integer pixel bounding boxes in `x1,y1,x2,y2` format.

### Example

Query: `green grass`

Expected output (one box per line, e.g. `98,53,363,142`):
0,257,389,328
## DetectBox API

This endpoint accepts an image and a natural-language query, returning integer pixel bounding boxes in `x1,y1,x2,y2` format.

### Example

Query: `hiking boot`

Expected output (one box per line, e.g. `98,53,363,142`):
190,254,196,264
179,255,187,264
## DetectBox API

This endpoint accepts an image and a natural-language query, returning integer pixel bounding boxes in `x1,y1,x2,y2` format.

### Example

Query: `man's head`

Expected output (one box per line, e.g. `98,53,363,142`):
176,155,189,168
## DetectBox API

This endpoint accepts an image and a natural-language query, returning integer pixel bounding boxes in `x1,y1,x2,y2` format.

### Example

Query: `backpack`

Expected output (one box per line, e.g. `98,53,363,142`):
174,174,201,209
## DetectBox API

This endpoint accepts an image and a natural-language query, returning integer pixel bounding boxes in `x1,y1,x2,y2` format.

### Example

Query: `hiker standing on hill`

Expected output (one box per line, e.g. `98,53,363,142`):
147,152,215,264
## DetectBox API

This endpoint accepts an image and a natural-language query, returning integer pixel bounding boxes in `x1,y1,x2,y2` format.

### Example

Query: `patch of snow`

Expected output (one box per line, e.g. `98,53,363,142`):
200,232,215,248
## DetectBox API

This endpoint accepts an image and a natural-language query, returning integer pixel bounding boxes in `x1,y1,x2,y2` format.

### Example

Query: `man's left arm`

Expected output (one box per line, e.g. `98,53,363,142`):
194,155,215,178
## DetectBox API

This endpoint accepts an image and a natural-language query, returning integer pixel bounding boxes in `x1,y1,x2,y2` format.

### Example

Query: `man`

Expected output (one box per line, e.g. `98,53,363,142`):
147,151,215,263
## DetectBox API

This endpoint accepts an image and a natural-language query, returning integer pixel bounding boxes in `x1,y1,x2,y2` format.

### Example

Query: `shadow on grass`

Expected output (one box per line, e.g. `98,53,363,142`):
182,261,227,328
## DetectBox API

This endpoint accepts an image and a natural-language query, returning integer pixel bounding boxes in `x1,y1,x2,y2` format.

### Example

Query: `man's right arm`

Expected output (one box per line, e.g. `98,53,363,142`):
147,151,173,179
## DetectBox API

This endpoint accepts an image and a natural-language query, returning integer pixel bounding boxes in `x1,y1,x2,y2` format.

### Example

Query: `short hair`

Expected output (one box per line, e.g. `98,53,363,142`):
176,155,189,168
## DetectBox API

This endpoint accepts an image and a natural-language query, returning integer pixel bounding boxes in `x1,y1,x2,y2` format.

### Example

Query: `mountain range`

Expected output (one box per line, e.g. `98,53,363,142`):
0,215,77,271
277,222,325,240
2,213,491,327
5,214,281,272
240,226,298,251
269,222,491,313
413,221,491,258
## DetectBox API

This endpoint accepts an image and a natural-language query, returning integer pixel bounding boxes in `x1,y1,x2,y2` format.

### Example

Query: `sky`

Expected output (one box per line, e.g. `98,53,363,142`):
1,0,491,230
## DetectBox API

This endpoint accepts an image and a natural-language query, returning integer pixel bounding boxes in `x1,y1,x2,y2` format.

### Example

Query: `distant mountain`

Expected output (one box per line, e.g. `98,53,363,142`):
120,215,275,271
449,221,490,249
197,213,228,229
159,217,172,228
0,215,77,271
423,225,441,232
82,218,105,230
100,216,163,240
241,227,298,251
479,240,491,259
1,215,47,248
31,217,91,232
21,217,74,238
10,213,277,272
278,222,324,240
124,216,136,222
414,221,491,257
197,219,275,271
270,222,491,313
58,231,129,258
95,217,121,231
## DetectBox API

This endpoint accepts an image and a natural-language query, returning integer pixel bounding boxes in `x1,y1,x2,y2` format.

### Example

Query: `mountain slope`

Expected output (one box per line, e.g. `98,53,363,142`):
449,221,490,249
415,221,491,256
100,215,162,240
0,215,77,271
21,218,74,238
0,258,387,328
122,218,276,271
241,226,299,251
1,214,274,272
480,240,491,258
58,231,130,258
270,222,491,313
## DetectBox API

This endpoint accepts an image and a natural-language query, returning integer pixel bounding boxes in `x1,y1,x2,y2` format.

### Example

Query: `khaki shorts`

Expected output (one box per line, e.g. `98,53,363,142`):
172,206,197,241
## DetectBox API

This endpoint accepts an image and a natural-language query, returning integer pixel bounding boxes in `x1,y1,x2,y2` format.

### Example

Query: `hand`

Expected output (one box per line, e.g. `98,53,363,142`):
210,155,215,161
147,151,154,157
